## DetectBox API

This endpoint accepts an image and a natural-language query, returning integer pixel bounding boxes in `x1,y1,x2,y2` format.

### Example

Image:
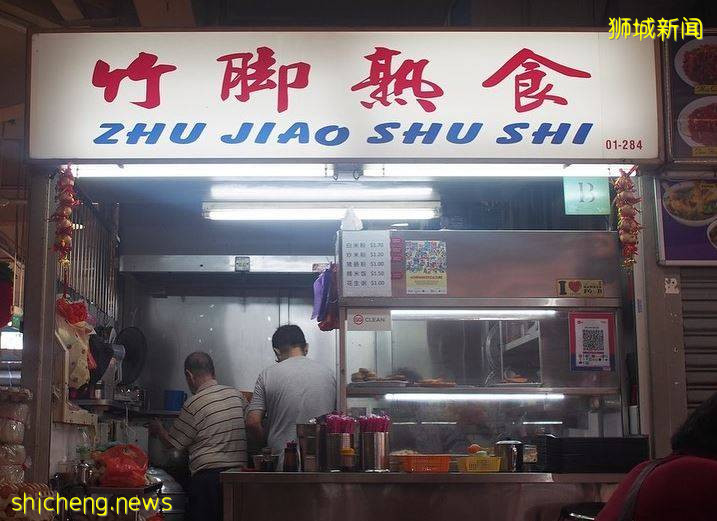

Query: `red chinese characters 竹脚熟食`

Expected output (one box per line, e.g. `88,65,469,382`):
482,48,591,113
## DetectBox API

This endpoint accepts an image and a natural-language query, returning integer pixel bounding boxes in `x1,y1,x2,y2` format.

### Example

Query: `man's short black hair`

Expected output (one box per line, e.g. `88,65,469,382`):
184,351,215,377
272,325,307,353
671,391,717,458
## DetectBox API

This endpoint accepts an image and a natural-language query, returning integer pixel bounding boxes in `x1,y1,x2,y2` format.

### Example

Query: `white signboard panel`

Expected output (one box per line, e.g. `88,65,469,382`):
341,231,391,297
29,31,659,161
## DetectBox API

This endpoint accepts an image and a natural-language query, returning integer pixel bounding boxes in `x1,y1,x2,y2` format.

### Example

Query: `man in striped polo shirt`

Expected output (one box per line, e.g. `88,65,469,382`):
150,352,247,521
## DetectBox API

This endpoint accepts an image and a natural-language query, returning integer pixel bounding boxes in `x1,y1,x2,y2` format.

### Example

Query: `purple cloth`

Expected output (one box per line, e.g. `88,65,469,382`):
311,268,329,320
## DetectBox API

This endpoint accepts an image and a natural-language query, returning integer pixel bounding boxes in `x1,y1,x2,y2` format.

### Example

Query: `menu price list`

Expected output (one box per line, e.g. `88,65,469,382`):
341,231,392,297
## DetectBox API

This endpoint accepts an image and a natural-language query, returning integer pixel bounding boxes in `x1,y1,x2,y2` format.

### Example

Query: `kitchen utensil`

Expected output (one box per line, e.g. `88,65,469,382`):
296,423,320,472
73,460,92,485
258,448,278,472
494,440,524,472
283,441,298,472
360,432,390,472
147,467,187,513
401,454,451,473
340,447,356,472
326,433,353,471
457,455,502,473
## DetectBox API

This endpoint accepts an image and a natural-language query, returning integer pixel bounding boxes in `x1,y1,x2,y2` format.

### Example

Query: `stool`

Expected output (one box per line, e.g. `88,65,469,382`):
557,502,605,521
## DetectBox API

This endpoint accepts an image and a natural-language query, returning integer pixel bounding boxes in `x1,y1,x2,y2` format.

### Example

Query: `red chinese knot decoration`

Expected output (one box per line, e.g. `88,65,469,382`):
50,166,81,281
613,166,641,268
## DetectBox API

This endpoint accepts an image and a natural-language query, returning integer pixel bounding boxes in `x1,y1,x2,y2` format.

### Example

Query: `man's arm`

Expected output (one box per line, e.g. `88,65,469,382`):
149,407,196,451
246,374,267,445
246,410,265,444
149,419,175,448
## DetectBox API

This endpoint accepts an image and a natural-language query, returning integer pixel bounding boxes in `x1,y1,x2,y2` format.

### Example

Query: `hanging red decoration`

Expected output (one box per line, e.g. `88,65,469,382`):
613,165,641,268
50,166,81,293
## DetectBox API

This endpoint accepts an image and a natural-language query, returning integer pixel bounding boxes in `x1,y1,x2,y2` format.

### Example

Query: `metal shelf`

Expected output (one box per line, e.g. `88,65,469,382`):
73,400,179,417
74,399,141,412
346,386,621,398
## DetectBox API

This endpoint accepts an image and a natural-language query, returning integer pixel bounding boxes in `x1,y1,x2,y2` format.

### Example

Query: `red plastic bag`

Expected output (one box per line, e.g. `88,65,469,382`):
97,444,148,488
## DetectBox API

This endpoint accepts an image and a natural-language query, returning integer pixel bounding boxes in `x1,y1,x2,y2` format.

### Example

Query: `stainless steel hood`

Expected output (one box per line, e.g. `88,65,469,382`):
119,255,333,274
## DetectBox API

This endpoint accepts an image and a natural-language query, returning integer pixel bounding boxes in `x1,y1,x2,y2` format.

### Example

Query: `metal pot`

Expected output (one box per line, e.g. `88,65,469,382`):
147,468,187,514
494,440,524,472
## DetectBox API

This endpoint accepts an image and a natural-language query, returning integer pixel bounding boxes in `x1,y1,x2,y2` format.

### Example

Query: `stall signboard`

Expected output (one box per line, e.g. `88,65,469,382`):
405,240,447,295
28,31,659,161
341,231,391,297
665,32,717,163
569,311,616,372
657,178,717,265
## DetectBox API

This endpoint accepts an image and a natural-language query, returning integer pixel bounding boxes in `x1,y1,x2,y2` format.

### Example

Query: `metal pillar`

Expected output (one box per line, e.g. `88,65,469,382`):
21,169,56,482
636,176,688,457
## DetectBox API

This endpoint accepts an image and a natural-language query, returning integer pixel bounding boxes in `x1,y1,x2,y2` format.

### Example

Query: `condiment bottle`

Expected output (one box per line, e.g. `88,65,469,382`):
340,447,356,472
283,441,298,472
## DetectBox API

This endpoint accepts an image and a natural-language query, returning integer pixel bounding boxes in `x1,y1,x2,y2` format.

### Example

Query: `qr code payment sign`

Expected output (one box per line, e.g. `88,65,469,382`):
582,327,605,351
570,313,615,371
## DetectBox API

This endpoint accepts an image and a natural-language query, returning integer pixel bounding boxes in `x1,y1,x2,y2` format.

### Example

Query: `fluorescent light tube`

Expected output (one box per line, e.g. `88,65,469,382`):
522,421,564,425
71,163,332,178
390,309,556,320
384,393,565,402
203,202,440,221
209,184,436,201
363,163,635,178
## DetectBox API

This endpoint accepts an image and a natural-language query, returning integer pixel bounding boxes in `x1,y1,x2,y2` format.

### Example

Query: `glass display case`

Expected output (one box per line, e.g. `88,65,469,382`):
342,308,624,453
337,229,628,454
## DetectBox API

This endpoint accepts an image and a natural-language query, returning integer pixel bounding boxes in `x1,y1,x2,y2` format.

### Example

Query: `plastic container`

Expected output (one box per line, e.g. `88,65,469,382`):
340,447,356,472
401,454,451,473
0,420,24,444
457,455,502,473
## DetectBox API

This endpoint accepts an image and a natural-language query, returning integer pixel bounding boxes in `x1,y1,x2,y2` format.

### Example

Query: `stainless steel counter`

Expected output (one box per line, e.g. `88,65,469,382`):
221,472,625,521
221,471,624,484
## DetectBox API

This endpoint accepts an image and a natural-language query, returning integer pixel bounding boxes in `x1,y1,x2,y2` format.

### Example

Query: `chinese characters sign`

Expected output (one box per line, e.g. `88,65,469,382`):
608,17,703,41
341,231,391,297
29,31,659,161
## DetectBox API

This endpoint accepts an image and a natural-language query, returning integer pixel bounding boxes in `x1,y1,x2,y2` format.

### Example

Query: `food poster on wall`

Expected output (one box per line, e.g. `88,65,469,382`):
569,312,616,372
669,34,717,160
657,179,717,264
404,240,447,295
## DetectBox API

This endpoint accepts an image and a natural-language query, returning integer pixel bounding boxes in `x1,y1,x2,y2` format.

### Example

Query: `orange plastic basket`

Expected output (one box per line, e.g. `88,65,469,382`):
401,454,451,473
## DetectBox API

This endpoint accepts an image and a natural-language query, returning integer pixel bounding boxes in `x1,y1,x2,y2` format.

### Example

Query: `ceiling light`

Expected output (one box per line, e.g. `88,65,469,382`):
384,393,565,402
70,163,332,178
363,163,635,178
209,184,436,201
390,309,557,320
203,202,440,221
522,421,564,425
